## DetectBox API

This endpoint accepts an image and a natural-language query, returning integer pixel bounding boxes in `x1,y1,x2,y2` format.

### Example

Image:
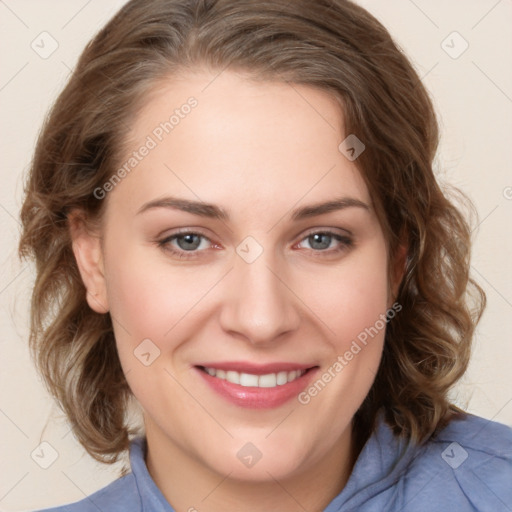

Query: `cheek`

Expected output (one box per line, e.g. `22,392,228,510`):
294,237,390,415
298,239,390,346
103,254,199,412
106,264,171,342
338,264,389,342
295,257,389,434
104,243,213,342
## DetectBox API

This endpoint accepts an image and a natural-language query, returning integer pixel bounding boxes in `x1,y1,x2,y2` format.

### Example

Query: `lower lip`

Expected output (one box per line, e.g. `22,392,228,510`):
195,367,318,409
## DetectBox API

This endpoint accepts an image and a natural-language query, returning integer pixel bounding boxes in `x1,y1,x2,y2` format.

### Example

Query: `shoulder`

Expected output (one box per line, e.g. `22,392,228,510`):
402,412,512,511
33,473,140,512
32,436,175,512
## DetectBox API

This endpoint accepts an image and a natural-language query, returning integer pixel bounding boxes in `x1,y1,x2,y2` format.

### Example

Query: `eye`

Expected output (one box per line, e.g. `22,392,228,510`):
158,231,213,258
296,230,353,254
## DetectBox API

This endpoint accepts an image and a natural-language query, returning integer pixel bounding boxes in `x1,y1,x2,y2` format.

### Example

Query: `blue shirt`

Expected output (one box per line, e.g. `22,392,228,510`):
35,411,512,511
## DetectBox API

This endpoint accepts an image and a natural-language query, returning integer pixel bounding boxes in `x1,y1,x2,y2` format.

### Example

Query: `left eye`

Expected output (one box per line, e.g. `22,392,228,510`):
297,232,349,251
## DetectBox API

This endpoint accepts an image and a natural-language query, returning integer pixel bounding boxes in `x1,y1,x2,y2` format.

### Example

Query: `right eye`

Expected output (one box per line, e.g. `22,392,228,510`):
158,230,215,259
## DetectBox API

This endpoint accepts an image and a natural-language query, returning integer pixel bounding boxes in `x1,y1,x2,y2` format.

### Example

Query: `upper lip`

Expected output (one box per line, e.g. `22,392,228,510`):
195,361,317,375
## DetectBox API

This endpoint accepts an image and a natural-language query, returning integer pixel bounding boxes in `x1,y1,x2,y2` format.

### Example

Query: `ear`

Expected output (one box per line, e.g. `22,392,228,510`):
68,211,109,314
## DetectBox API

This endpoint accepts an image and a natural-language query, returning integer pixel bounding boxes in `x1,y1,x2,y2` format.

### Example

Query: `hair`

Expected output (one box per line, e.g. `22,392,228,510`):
19,0,486,464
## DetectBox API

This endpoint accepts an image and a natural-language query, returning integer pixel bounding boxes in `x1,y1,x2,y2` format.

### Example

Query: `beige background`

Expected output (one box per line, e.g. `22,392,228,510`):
1,1,511,510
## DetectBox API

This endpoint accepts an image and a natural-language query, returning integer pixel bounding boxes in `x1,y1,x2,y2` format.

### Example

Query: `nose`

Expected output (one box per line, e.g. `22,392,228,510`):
218,247,301,345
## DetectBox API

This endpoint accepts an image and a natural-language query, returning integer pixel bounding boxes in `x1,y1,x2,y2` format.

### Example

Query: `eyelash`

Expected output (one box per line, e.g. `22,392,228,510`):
157,229,353,260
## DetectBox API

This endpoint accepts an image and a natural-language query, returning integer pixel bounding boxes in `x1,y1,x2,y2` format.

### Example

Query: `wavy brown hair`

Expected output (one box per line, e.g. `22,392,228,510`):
19,0,485,464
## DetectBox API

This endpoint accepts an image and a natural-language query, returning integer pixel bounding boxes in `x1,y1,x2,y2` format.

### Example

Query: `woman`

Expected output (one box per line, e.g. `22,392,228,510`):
18,0,512,511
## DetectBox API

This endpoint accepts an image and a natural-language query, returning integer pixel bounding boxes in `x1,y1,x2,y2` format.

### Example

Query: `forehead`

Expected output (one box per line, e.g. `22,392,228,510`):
107,70,370,220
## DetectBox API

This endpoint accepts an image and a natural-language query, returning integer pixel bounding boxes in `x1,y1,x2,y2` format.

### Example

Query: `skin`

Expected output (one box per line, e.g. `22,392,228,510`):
71,70,404,512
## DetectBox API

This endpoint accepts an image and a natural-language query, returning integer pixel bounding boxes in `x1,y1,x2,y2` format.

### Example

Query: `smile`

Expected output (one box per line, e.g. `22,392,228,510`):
200,366,307,388
195,362,318,409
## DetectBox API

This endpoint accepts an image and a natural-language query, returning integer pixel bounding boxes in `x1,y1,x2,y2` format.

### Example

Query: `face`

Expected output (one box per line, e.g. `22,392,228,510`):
73,70,399,483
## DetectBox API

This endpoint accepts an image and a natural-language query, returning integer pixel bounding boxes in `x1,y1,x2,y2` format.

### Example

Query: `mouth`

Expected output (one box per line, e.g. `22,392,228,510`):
194,362,318,408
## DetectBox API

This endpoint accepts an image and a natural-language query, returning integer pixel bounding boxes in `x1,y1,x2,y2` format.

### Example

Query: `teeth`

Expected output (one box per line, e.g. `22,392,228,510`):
276,371,288,385
240,373,259,387
258,373,277,388
226,370,240,384
203,367,306,388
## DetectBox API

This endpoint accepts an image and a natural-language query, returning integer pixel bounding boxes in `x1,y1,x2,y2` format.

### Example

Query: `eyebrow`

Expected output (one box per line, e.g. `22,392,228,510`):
136,196,370,221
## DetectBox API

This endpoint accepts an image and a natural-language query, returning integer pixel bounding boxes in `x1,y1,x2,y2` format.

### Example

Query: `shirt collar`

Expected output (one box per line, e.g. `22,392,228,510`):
129,437,175,511
325,409,420,510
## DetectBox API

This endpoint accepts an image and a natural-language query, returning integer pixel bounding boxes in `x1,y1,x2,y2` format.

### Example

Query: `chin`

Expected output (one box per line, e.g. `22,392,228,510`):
200,435,311,483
